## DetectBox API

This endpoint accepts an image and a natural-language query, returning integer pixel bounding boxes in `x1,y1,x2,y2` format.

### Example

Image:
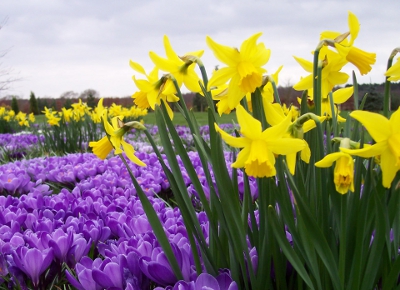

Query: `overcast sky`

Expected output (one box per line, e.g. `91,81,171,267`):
1,0,399,99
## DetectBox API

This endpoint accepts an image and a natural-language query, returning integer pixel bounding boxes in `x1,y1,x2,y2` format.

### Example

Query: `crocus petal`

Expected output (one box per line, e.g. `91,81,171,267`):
92,269,115,289
25,248,43,285
195,273,220,289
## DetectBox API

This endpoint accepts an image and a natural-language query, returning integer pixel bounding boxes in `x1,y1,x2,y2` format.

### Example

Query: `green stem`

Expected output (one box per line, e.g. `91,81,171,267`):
339,194,347,288
251,88,267,130
383,48,400,117
313,42,324,117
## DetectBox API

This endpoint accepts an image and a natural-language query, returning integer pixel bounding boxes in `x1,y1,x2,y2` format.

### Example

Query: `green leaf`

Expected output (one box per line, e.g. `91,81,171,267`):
268,206,315,290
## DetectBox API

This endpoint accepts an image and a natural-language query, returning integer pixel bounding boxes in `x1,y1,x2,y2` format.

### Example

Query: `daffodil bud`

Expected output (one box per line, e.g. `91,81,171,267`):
179,55,203,67
334,31,350,43
339,138,351,149
124,121,146,130
288,122,304,139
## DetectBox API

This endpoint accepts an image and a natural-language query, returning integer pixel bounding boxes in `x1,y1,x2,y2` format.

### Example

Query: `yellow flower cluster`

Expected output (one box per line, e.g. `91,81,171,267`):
106,10,399,193
0,106,34,128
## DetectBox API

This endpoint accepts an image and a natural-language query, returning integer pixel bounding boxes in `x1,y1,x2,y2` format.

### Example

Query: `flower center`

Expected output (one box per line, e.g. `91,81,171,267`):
237,62,262,93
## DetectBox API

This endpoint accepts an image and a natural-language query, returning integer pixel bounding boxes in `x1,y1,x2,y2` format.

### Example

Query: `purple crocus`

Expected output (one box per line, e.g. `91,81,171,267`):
66,256,103,290
11,246,54,287
154,271,238,290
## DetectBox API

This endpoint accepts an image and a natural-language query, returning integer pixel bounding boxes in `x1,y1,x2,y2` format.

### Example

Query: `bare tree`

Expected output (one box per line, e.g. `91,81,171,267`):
0,17,21,94
60,90,79,99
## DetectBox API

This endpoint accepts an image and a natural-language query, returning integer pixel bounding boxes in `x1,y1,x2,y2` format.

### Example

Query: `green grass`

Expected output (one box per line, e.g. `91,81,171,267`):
34,111,237,127
142,111,237,126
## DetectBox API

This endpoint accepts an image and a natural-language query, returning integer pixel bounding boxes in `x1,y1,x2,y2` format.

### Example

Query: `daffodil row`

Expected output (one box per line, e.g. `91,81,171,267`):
0,106,35,133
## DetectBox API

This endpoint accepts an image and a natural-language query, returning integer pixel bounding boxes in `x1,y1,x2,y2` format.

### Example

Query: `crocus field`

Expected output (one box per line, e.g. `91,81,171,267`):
0,125,246,289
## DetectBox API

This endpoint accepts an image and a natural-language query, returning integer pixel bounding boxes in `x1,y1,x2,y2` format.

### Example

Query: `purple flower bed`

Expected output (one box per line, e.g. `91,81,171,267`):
0,146,256,288
0,133,43,161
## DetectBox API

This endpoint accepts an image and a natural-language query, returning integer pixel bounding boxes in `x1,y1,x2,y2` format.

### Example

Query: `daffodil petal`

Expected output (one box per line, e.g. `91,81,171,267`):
232,146,251,168
267,138,305,155
263,110,292,139
300,142,311,163
206,36,239,67
129,60,147,75
340,141,387,158
89,136,113,160
121,140,146,167
163,35,181,63
236,105,262,138
215,123,249,148
380,149,399,188
263,100,285,126
333,87,354,104
315,152,347,167
390,107,400,134
286,152,297,175
293,56,313,72
350,110,390,142
348,11,360,45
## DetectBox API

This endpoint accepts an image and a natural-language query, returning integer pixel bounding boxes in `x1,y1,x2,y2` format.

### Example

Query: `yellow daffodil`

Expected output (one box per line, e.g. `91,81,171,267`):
61,108,73,122
261,66,283,103
89,109,146,166
206,33,271,110
130,61,179,119
149,35,203,93
90,99,105,123
108,103,123,118
71,99,89,121
319,86,353,122
263,101,325,174
293,47,348,99
321,11,376,75
385,56,400,81
315,151,355,194
89,135,114,160
215,105,305,178
340,108,400,188
16,112,29,127
28,113,35,123
47,114,61,126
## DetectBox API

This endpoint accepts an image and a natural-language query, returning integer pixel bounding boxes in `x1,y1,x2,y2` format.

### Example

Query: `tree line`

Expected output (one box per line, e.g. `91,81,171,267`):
1,83,400,115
